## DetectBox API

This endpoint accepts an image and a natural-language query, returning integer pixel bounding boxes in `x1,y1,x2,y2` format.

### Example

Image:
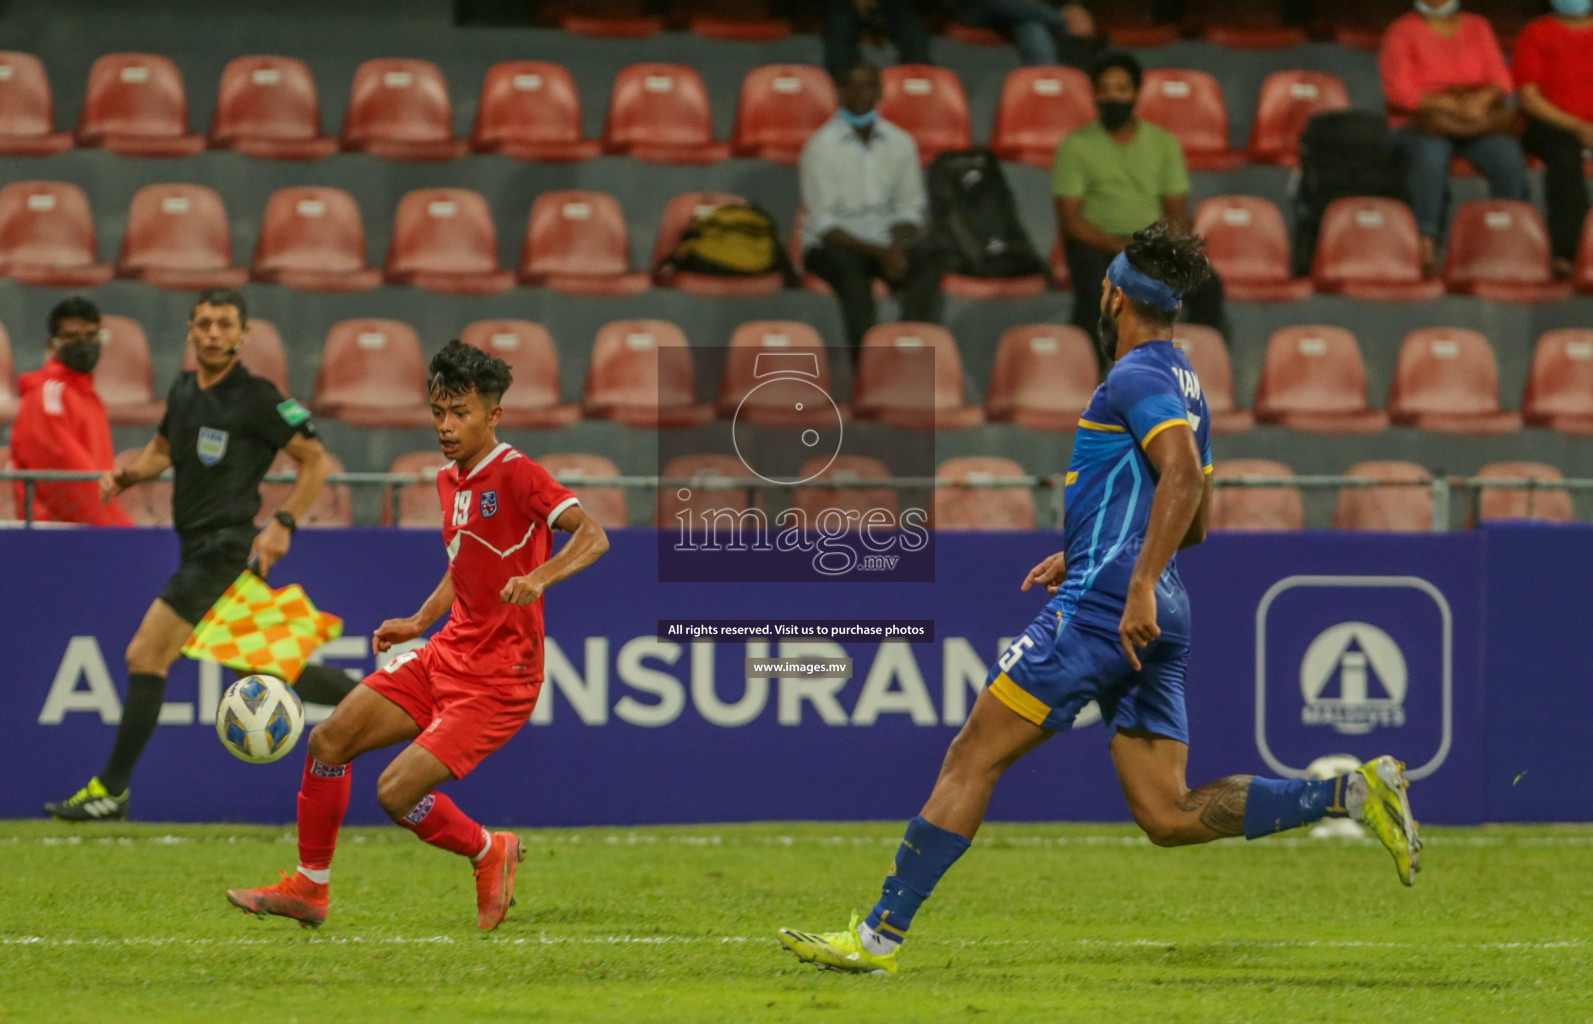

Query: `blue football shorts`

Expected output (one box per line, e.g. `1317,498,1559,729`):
985,608,1190,744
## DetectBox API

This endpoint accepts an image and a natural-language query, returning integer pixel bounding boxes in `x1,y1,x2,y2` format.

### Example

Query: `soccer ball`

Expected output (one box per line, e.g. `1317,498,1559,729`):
215,675,305,764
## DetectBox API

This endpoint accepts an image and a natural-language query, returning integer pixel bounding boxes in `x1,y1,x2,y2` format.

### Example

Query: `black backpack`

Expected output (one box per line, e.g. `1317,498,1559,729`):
1292,110,1410,275
927,148,1048,279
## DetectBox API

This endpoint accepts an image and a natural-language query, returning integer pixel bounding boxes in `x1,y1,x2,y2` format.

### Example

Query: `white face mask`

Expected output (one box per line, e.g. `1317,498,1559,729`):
1416,0,1460,17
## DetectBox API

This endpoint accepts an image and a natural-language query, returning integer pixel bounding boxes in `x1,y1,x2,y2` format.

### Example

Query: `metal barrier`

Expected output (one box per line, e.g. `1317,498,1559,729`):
2,468,1587,531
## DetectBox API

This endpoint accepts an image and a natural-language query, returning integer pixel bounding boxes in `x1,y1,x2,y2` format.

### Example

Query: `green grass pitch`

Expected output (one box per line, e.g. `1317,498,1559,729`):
1,820,1589,1023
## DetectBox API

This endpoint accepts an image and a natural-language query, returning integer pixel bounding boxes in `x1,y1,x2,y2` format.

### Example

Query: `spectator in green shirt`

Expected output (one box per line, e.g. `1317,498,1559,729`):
1054,51,1226,356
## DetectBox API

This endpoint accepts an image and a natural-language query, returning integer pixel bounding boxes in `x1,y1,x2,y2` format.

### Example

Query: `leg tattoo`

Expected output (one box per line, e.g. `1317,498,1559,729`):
1175,775,1253,837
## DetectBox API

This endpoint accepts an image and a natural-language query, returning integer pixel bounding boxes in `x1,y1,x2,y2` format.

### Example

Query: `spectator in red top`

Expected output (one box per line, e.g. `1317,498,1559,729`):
1379,1,1527,273
9,297,133,526
1515,0,1593,276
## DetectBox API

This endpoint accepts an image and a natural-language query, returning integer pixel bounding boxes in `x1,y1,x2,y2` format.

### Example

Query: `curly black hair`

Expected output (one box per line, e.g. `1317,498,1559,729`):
1122,219,1212,326
1089,50,1143,92
48,296,100,337
428,339,513,405
191,287,248,326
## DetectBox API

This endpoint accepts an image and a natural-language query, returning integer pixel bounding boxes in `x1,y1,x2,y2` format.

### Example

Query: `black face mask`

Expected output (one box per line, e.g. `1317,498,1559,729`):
1098,100,1135,132
1096,303,1120,365
56,339,102,375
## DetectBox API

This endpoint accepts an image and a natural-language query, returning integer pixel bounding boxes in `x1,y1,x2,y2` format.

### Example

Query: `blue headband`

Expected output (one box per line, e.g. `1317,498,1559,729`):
1107,251,1182,312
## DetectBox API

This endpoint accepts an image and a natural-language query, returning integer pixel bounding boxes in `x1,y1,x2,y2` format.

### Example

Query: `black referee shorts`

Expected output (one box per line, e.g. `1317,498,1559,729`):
157,525,256,625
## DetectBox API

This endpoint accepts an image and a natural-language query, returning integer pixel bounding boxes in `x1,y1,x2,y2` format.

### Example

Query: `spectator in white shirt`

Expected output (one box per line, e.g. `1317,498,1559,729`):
800,62,948,353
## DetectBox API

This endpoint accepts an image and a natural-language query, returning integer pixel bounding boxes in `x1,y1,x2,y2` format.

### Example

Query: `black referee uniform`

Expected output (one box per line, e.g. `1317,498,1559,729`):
156,363,317,623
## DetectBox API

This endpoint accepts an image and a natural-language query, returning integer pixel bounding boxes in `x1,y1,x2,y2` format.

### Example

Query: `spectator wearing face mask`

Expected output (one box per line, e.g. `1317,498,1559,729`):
1053,51,1225,355
1515,0,1593,277
1379,0,1527,274
9,297,133,525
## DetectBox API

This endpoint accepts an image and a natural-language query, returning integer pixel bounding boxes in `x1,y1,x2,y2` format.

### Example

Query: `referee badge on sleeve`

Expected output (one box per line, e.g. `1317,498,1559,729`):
197,426,229,466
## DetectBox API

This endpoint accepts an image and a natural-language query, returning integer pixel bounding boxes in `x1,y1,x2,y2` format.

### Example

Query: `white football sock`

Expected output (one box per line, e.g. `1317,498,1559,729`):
857,922,900,957
297,865,330,885
470,828,493,862
1345,773,1368,818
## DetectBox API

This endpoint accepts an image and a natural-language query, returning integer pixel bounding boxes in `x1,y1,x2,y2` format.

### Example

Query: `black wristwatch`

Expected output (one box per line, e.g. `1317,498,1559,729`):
272,510,298,533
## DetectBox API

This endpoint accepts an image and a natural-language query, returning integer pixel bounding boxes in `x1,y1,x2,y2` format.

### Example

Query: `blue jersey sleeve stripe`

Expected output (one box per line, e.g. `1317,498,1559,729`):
1141,416,1193,448
1077,418,1126,433
1125,393,1188,443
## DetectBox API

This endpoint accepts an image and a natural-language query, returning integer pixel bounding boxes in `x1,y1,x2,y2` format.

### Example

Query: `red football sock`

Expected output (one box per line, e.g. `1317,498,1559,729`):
398,791,488,859
297,753,351,872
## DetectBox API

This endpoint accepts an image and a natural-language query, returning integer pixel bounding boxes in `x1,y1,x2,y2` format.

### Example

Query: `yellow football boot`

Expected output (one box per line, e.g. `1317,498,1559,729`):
1357,755,1422,886
777,911,899,976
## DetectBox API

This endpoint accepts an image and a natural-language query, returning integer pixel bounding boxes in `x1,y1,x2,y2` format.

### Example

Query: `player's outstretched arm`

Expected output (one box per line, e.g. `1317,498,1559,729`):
251,434,331,576
373,571,455,655
500,506,609,606
102,433,172,503
1119,425,1204,669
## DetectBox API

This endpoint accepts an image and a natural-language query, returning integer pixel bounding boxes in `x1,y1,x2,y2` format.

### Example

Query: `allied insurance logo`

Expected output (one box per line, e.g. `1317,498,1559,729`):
1256,576,1451,780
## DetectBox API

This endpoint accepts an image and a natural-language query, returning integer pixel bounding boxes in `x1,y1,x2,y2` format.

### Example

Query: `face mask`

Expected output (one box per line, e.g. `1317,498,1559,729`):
56,339,102,375
1415,0,1460,18
1552,0,1591,17
839,107,878,131
1097,100,1135,132
1096,301,1120,365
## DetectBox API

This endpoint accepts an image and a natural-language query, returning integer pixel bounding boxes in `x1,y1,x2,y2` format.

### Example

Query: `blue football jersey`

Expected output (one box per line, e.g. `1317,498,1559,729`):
1047,339,1213,641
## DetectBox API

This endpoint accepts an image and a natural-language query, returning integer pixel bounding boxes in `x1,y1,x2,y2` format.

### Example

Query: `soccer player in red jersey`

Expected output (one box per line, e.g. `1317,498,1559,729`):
227,340,609,930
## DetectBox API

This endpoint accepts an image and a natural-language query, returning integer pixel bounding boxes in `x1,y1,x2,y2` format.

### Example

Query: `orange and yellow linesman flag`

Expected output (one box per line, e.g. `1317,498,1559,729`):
181,572,343,684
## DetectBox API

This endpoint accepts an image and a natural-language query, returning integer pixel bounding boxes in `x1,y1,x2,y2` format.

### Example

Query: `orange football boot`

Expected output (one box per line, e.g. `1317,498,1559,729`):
473,832,525,930
227,870,330,929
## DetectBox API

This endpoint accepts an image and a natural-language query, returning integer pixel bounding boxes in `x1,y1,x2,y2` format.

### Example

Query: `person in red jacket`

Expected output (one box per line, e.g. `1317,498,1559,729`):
1515,0,1593,277
9,297,133,526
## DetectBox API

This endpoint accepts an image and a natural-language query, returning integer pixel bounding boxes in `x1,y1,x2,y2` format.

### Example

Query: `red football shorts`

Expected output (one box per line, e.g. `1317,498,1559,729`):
363,646,541,779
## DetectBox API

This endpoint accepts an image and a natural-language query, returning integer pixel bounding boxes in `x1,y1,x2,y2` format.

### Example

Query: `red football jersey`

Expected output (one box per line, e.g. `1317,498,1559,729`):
430,443,579,681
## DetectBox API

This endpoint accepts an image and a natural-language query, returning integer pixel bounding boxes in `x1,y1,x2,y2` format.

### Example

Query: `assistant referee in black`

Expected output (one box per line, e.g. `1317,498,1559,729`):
46,288,356,821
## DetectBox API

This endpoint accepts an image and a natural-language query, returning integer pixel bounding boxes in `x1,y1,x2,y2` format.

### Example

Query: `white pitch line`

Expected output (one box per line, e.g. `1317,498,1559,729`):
0,935,1584,953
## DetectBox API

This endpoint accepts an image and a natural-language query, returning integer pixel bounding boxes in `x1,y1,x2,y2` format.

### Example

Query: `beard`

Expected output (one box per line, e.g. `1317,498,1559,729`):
1095,307,1120,365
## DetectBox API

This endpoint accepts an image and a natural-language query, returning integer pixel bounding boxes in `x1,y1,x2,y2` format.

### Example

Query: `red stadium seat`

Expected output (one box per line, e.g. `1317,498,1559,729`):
687,3,790,41
584,320,714,428
0,181,113,286
258,450,351,528
656,454,757,526
252,187,380,292
547,0,663,38
94,315,165,426
1138,69,1243,171
1254,326,1389,434
935,457,1035,530
1575,211,1593,294
117,184,248,291
652,192,783,297
604,63,730,164
1523,329,1593,434
1247,71,1350,165
879,65,969,164
1334,461,1435,532
990,67,1095,169
76,54,204,156
1172,325,1253,433
311,318,432,427
1388,328,1522,434
732,64,836,164
0,52,71,155
382,451,448,528
539,453,630,529
1311,198,1444,301
209,56,336,159
1194,196,1312,301
1210,459,1305,532
384,188,515,295
179,317,290,394
109,447,170,526
458,319,580,428
471,62,600,162
0,321,17,423
717,321,840,426
1473,462,1573,524
518,190,649,295
854,323,983,430
984,324,1098,431
1444,200,1573,302
341,59,467,161
792,455,898,527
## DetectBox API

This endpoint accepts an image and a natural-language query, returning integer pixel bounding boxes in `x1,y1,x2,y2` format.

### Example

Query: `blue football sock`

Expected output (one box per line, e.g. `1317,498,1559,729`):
1243,776,1349,840
864,816,971,945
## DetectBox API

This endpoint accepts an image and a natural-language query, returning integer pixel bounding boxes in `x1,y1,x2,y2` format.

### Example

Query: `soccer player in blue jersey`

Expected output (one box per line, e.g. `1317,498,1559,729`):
778,221,1422,976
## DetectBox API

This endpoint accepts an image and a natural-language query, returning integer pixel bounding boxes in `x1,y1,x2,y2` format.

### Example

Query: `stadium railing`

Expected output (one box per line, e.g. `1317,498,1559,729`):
1,469,1587,531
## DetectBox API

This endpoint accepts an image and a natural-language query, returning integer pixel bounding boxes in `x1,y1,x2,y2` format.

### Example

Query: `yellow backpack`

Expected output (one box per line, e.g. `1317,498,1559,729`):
667,203,791,278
